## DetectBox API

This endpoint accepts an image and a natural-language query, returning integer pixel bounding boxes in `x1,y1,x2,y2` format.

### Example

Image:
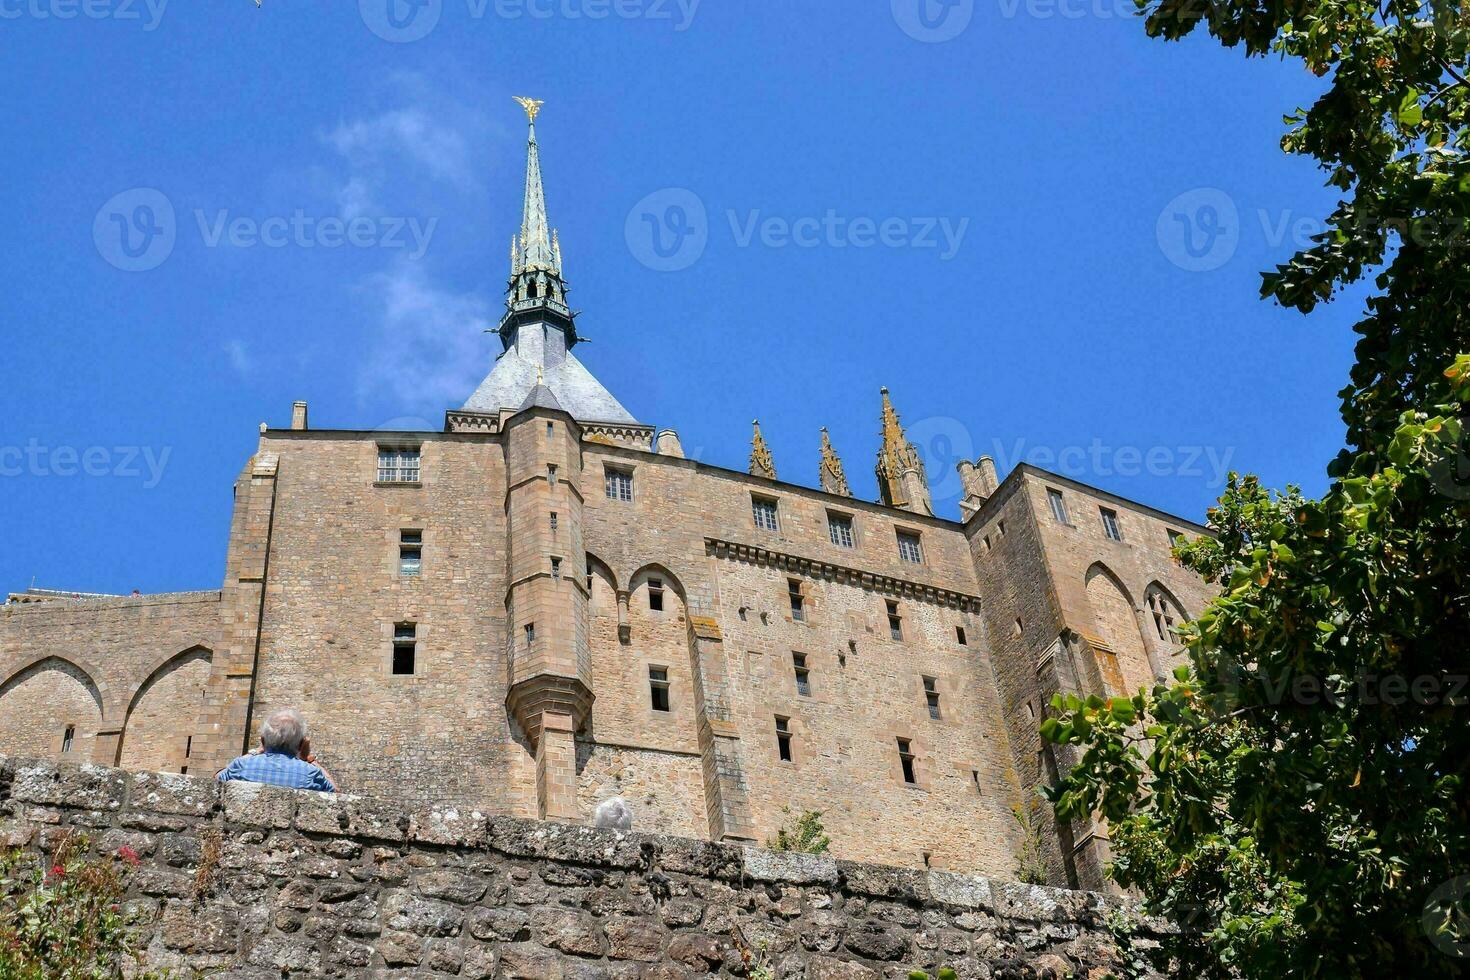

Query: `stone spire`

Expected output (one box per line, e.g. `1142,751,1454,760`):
461,102,639,426
503,97,575,342
749,420,777,480
818,427,852,497
874,388,933,516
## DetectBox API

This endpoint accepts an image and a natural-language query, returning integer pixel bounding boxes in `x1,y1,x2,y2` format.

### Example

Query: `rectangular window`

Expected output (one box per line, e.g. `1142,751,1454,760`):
775,716,793,762
956,625,967,646
997,520,1007,538
392,623,417,675
887,600,903,641
377,447,421,484
61,725,74,753
1100,507,1123,542
897,531,923,564
1167,528,1186,548
399,529,422,578
788,579,805,622
547,463,558,485
546,421,555,442
550,557,562,580
605,468,633,502
752,496,780,532
923,676,942,720
649,578,664,612
828,513,854,549
550,511,558,531
1047,488,1069,524
793,653,811,697
649,666,670,712
897,738,917,784
524,622,536,647
983,535,992,552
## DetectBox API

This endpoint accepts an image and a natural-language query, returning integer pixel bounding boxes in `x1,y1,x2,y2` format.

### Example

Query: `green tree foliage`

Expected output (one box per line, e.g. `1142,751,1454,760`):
766,807,831,855
1044,1,1470,977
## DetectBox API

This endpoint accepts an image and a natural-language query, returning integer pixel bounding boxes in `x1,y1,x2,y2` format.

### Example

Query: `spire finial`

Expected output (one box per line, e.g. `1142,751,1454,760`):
513,96,545,123
749,419,777,481
819,427,852,498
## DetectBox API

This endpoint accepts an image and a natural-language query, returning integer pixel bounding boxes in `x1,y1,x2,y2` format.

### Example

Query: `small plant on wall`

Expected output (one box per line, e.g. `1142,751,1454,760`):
0,831,179,978
766,807,831,855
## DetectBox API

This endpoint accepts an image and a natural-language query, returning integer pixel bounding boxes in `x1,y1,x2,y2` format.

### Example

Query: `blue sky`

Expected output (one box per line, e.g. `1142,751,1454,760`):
0,1,1360,595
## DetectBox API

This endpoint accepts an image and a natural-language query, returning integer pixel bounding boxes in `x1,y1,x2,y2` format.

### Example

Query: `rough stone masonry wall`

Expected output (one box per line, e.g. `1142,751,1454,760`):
0,755,1162,979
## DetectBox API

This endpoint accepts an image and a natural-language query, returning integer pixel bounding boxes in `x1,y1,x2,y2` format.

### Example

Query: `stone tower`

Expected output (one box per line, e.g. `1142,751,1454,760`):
498,101,596,822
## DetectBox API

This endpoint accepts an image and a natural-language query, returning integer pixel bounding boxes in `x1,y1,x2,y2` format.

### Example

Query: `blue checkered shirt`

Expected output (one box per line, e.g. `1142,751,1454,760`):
217,750,335,793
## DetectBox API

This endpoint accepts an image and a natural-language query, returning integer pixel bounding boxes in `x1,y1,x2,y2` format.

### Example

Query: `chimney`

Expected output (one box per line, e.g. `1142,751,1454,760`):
291,401,309,431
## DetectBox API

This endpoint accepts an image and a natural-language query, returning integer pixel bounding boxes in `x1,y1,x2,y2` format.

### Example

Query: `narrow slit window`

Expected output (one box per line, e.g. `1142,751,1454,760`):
524,622,536,647
550,511,558,531
550,557,562,580
898,738,917,784
793,653,812,697
547,463,557,485
956,625,967,646
61,725,74,754
1100,507,1123,542
392,623,417,675
887,600,903,641
752,496,780,532
546,421,555,442
775,716,793,762
923,676,942,720
649,578,664,612
399,529,422,578
649,666,671,712
788,579,805,622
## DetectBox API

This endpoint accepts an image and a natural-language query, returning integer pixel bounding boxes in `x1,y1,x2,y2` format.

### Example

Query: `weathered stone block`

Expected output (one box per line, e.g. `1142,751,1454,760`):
928,869,995,911
294,790,408,842
11,761,125,811
743,846,839,885
416,867,488,904
129,770,219,817
604,915,665,961
221,780,297,829
409,803,489,847
839,860,929,902
489,815,646,868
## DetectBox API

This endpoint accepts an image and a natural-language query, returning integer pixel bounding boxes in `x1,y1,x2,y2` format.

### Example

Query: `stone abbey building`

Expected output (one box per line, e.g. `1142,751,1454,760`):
0,107,1212,892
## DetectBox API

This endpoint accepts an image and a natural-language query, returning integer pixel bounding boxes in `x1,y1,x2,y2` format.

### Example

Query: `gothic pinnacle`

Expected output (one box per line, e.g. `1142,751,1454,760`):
875,387,933,516
749,420,777,481
819,427,852,497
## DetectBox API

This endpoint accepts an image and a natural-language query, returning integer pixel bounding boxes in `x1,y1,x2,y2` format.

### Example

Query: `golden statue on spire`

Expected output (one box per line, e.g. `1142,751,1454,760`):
513,96,545,123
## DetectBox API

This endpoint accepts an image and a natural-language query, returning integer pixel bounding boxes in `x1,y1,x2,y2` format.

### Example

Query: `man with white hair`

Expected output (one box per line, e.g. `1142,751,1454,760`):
215,707,338,792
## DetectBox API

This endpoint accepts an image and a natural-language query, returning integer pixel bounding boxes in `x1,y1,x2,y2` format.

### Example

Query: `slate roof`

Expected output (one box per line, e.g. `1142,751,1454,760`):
462,345,637,424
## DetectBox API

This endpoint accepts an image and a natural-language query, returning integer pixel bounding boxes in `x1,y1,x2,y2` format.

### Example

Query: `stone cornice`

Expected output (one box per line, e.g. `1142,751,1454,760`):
704,538,982,612
445,410,502,434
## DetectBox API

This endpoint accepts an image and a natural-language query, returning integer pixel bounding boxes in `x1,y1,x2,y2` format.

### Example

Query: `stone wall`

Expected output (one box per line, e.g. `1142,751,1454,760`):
0,755,1161,979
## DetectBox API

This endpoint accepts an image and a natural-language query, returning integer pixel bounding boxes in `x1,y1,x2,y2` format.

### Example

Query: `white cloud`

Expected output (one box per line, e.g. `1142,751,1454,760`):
225,339,251,377
356,261,493,416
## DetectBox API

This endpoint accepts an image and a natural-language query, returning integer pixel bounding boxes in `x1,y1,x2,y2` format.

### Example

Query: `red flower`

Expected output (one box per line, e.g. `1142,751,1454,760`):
116,846,141,866
48,864,65,879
